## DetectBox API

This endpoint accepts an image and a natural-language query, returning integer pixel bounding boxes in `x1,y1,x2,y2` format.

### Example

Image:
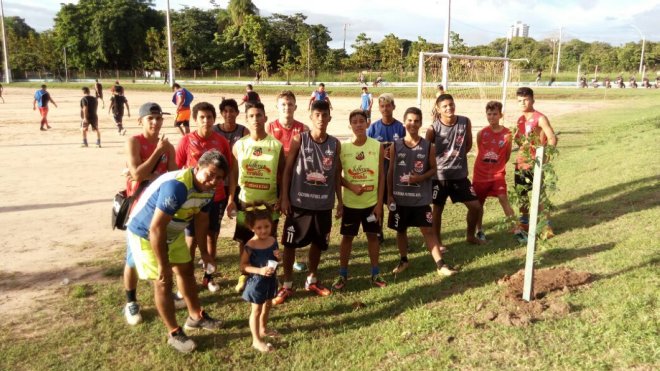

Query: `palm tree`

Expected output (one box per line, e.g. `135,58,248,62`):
227,0,258,28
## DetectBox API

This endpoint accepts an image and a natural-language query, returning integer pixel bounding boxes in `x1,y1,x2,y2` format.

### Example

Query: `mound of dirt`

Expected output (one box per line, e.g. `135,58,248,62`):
469,267,592,328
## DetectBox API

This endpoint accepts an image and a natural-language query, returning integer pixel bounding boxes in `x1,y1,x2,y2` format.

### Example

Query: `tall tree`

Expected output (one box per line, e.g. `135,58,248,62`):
227,0,258,28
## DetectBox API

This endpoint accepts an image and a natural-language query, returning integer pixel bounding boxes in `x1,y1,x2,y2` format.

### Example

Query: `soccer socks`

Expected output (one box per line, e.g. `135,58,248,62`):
126,289,137,303
339,267,348,279
371,266,380,277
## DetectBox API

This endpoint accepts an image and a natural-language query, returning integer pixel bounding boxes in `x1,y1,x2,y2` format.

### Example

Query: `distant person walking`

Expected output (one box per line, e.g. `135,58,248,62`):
80,87,100,148
535,70,542,86
239,84,261,112
94,79,105,108
109,87,130,135
172,83,194,136
308,82,332,111
33,84,58,131
0,83,4,103
359,86,373,124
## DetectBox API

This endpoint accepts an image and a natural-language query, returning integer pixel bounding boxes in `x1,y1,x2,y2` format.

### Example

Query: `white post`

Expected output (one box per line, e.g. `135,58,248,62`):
501,60,509,114
63,46,68,82
165,0,175,87
417,51,424,109
555,27,562,75
0,0,11,83
577,64,581,88
639,36,645,76
522,146,545,302
441,0,451,90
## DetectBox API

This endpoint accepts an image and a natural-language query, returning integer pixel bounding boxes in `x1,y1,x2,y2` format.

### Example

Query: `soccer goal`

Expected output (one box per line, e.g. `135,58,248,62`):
416,52,525,128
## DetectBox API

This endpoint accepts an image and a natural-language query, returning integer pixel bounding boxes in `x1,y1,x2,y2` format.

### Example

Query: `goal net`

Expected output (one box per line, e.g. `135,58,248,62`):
416,52,522,130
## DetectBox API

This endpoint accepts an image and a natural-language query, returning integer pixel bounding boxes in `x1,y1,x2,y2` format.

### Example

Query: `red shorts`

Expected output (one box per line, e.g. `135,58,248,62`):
39,107,49,117
472,179,507,203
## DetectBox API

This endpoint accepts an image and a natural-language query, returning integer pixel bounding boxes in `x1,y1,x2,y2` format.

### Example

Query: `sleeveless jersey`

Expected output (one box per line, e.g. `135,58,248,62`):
213,123,247,148
473,126,511,182
172,88,194,108
432,115,470,180
126,134,170,196
340,138,380,209
392,138,433,207
267,119,306,157
127,168,214,243
312,90,328,101
175,131,231,201
234,134,282,204
515,111,547,170
289,132,339,210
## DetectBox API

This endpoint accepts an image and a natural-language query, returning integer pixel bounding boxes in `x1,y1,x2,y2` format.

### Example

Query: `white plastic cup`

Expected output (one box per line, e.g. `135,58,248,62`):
267,260,278,270
229,209,237,218
366,213,377,223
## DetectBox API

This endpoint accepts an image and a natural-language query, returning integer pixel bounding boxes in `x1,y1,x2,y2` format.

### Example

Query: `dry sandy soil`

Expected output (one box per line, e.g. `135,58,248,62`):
0,86,608,319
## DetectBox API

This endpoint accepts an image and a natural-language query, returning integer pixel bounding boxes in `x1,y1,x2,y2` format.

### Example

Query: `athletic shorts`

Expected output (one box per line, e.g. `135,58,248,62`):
112,113,124,124
81,117,99,130
233,208,279,245
125,234,135,268
432,178,478,206
514,170,544,198
175,108,191,127
387,205,433,232
39,107,49,117
340,205,379,236
185,200,221,236
281,206,332,250
127,231,191,280
473,179,508,203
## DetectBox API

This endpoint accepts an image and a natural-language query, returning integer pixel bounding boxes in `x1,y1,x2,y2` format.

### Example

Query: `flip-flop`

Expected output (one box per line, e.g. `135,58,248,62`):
252,342,275,353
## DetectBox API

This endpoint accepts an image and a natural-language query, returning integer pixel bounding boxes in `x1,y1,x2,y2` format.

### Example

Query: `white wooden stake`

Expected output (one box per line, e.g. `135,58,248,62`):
522,146,545,302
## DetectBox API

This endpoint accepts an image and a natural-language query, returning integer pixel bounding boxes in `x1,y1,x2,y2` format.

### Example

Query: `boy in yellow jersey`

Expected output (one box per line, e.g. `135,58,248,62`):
226,102,285,293
333,109,386,290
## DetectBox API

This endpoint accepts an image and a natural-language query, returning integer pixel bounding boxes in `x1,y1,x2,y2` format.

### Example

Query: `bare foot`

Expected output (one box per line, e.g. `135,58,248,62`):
466,236,487,245
252,341,275,353
260,329,281,338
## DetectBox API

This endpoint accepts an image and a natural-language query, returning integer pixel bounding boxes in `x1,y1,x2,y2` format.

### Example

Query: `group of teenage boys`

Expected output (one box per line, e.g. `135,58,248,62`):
110,83,555,353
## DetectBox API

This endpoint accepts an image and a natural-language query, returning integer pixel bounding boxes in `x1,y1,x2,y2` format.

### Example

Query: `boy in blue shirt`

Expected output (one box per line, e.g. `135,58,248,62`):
359,86,373,124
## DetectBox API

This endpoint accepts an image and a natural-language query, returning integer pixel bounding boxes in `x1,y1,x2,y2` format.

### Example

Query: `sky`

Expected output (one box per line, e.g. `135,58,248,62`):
4,0,660,50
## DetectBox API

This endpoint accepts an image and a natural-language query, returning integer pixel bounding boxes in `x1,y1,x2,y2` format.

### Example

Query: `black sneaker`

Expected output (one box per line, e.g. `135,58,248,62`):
183,311,221,332
167,327,196,353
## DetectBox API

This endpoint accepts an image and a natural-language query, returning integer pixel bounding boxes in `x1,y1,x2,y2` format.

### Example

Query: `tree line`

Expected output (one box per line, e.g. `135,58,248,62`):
1,0,657,80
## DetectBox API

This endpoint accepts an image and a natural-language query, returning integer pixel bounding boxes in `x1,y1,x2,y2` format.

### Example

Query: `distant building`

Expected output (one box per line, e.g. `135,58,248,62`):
508,21,529,39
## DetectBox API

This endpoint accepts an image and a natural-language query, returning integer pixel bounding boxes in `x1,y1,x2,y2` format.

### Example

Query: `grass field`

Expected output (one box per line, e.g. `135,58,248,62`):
1,89,658,369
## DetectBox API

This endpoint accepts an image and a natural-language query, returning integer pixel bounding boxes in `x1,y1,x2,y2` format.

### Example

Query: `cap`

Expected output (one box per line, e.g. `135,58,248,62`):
138,102,170,118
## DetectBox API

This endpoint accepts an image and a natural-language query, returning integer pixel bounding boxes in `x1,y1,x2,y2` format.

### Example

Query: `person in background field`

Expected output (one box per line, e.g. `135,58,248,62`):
175,102,231,293
435,84,445,98
240,202,281,353
426,94,485,250
226,102,284,294
472,101,526,244
110,80,123,95
239,84,261,112
108,87,130,135
333,109,386,290
94,79,105,108
213,98,250,229
33,84,58,131
272,100,342,305
122,102,178,326
359,86,374,124
126,149,228,353
514,87,557,240
266,90,310,273
535,70,542,86
0,83,4,103
172,83,194,136
80,87,100,148
389,107,456,277
367,93,405,243
308,82,332,111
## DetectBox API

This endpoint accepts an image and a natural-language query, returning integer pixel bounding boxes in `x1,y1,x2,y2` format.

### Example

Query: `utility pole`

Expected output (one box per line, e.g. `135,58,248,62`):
0,0,11,83
342,23,349,51
307,37,311,87
165,0,175,87
555,27,562,75
550,39,557,76
631,25,645,77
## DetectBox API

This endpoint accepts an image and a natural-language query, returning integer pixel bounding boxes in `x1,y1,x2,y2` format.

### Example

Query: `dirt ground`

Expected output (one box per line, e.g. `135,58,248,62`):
0,86,608,319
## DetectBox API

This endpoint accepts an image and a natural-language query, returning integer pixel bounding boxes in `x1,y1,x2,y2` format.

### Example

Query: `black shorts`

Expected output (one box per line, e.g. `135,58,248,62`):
112,113,124,124
387,205,433,232
185,199,222,236
282,207,332,250
174,121,190,127
432,178,478,206
514,169,544,198
81,118,99,131
340,205,379,236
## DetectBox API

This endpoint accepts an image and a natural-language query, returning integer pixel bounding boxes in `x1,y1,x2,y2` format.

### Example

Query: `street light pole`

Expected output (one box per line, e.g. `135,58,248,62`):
165,0,175,87
441,0,451,90
0,0,11,83
555,27,562,75
630,25,645,77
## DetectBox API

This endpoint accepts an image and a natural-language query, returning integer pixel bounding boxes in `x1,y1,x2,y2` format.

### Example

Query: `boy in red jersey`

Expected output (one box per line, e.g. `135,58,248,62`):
472,101,526,244
514,87,557,239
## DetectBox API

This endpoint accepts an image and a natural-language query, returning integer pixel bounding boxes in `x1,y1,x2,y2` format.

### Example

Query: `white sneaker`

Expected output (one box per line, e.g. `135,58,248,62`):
207,281,220,293
173,292,187,310
124,301,142,326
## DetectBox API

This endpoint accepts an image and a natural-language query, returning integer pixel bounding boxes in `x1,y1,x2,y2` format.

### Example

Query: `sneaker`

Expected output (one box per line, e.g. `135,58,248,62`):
207,280,220,293
184,311,222,332
272,287,294,305
46,125,52,129
121,128,127,136
173,292,187,310
372,275,387,288
332,276,346,291
392,260,409,274
96,142,102,148
124,301,142,326
437,264,457,277
514,230,528,244
305,281,331,297
167,328,196,353
293,262,307,272
475,230,487,242
235,275,247,293
40,127,47,131
81,143,88,148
